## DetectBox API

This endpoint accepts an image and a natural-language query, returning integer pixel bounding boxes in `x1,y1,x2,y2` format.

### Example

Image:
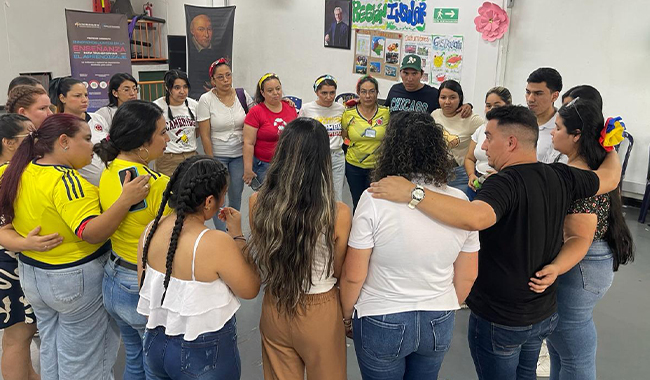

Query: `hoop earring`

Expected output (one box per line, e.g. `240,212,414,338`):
137,147,150,163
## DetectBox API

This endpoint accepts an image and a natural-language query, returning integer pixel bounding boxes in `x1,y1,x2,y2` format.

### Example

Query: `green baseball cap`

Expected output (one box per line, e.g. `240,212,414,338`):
401,54,422,71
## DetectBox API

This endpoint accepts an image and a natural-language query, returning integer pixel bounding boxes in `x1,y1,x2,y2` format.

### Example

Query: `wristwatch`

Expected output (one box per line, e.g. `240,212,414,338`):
408,185,425,209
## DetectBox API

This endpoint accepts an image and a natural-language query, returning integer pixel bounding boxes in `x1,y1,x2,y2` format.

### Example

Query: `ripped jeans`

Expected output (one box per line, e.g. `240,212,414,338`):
143,316,240,379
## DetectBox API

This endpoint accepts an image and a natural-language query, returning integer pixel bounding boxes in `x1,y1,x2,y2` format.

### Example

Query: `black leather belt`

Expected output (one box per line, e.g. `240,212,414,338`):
110,251,137,271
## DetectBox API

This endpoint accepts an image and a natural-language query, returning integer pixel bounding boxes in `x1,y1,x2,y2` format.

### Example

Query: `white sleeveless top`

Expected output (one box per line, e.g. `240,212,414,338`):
137,229,241,340
306,235,337,294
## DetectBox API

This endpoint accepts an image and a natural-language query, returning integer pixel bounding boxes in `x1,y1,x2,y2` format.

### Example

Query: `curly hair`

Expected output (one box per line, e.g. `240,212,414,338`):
140,155,230,304
248,117,336,316
372,112,454,185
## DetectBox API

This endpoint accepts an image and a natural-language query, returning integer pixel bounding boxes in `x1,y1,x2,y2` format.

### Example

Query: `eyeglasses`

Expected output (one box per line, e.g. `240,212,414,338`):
566,97,585,130
214,73,232,81
359,89,377,96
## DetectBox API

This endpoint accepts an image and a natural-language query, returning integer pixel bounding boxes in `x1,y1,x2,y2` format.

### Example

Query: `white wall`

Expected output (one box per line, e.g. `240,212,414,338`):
0,0,93,103
502,0,650,195
227,0,505,108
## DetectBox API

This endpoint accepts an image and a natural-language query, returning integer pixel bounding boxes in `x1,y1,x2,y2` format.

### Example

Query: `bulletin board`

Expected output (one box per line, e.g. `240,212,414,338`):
353,29,402,81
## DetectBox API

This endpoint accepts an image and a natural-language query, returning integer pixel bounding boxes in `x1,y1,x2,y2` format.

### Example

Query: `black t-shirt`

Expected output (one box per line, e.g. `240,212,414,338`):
385,83,440,114
467,163,600,326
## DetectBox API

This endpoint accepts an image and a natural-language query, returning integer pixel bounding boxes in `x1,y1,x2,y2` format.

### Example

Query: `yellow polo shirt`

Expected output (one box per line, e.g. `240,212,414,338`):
342,105,390,169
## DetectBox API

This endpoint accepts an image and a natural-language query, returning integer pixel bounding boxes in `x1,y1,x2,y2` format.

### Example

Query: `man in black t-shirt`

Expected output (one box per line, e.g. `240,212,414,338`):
385,54,473,116
366,105,621,379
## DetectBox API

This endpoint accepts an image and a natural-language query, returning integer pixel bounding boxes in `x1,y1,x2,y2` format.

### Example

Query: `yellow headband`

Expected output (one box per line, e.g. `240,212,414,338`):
258,73,277,89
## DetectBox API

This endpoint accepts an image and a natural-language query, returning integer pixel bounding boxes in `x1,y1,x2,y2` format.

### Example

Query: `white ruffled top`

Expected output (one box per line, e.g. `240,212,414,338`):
137,229,241,340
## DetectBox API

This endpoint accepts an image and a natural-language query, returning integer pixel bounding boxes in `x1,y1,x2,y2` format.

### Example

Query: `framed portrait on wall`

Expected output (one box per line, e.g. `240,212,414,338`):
324,0,351,49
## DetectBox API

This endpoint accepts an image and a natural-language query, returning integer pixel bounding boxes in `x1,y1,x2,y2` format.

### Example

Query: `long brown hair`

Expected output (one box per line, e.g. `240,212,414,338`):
248,117,336,316
0,114,85,223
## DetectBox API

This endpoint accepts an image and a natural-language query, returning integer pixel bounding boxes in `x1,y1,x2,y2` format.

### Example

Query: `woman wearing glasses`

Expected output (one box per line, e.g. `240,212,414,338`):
243,73,297,187
341,75,389,211
95,73,139,127
546,96,634,380
197,59,255,231
153,70,199,177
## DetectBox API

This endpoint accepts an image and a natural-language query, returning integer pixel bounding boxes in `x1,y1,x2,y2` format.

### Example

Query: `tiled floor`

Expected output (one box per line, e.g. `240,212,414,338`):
2,184,649,379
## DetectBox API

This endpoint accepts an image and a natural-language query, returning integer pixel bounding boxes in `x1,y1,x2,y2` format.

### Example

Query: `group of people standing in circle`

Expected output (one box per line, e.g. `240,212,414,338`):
0,52,635,380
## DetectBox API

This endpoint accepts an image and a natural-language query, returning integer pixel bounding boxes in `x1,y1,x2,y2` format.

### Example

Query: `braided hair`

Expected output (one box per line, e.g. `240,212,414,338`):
163,70,195,123
140,155,229,304
5,85,47,114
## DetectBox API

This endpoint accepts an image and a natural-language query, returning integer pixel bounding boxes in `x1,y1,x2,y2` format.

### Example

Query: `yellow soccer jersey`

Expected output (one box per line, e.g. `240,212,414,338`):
342,105,390,169
12,162,106,265
99,158,171,264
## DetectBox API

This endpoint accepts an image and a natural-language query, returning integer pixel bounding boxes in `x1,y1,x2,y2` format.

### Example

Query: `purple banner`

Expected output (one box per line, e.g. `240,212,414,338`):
65,10,132,112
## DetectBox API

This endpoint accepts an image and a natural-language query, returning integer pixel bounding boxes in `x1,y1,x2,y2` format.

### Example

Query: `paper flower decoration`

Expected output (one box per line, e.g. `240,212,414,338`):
474,2,510,41
600,117,626,152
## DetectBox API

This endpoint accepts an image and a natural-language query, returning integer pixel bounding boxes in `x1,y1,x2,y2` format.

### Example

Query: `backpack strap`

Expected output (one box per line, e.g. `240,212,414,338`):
235,88,249,114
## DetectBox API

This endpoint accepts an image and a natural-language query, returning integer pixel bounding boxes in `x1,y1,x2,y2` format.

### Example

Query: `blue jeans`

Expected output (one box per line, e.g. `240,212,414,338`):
253,156,270,185
212,155,244,231
345,162,371,211
103,256,153,379
143,317,241,379
547,240,614,380
331,149,346,201
353,310,455,380
468,311,558,380
448,165,469,193
18,253,120,379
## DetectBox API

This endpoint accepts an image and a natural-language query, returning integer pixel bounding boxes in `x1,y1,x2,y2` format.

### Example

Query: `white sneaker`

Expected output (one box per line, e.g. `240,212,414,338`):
537,340,551,377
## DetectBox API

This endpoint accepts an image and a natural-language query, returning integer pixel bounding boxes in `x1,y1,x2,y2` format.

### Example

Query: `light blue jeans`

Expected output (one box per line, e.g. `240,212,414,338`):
353,310,455,380
18,253,119,380
547,240,614,380
213,155,244,231
103,255,154,379
448,165,469,193
253,156,271,185
331,149,345,202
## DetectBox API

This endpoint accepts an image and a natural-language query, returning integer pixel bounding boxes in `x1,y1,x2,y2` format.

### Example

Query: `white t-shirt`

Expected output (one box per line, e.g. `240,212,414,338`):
153,97,198,154
471,124,494,175
536,111,565,163
299,101,345,151
78,113,109,186
197,89,254,158
94,105,117,128
348,185,480,318
431,109,484,166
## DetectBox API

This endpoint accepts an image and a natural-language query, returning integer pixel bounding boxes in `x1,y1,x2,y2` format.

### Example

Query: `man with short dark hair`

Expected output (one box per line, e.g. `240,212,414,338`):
385,54,472,117
366,105,621,380
526,67,564,163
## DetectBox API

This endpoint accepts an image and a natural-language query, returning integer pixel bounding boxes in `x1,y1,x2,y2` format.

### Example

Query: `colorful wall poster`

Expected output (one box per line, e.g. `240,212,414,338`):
352,0,428,31
385,0,428,31
65,10,131,112
402,34,433,83
356,33,371,55
430,34,464,85
370,35,386,58
353,29,402,81
352,0,386,29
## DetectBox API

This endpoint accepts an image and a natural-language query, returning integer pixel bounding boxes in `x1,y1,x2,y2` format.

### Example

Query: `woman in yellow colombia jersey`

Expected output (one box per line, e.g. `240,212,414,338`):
341,75,389,211
0,113,150,379
93,100,171,378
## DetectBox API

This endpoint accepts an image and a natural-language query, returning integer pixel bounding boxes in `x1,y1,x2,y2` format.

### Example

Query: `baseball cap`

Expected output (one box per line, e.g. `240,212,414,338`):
401,54,422,71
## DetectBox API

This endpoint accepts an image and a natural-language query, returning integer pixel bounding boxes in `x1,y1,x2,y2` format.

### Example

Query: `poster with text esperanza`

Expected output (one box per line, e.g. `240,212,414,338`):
65,10,131,112
354,29,402,81
430,35,464,85
352,0,428,31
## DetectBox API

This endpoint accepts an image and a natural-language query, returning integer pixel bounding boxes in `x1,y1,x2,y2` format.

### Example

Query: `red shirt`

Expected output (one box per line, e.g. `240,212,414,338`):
244,101,297,162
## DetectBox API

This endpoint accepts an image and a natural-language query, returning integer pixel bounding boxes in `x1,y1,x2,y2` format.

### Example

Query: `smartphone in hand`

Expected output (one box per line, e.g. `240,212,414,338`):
118,167,147,211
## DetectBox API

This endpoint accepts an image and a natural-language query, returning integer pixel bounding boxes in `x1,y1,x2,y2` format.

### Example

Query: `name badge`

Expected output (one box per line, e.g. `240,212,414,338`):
364,128,376,138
